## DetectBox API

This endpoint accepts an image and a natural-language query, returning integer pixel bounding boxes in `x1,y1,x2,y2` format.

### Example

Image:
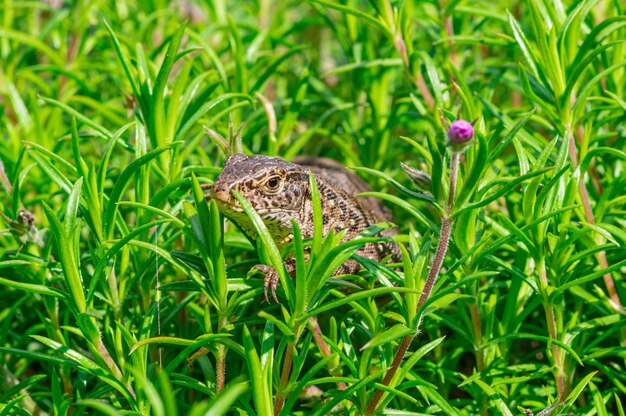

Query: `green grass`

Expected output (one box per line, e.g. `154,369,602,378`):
1,0,626,414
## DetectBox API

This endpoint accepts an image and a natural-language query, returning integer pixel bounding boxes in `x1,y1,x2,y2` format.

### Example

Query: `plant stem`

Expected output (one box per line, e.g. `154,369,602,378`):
365,152,459,414
567,131,624,319
447,153,459,210
308,317,347,391
395,35,435,111
470,300,487,416
215,343,226,392
365,334,413,415
96,338,136,399
538,259,565,399
274,326,300,415
1,365,42,415
470,302,484,372
273,343,293,415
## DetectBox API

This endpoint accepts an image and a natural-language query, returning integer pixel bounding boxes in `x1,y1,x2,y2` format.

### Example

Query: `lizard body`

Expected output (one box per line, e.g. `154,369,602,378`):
209,153,398,299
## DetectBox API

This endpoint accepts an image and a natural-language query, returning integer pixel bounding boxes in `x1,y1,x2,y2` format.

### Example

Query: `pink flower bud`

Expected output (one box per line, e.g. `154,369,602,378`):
447,120,474,144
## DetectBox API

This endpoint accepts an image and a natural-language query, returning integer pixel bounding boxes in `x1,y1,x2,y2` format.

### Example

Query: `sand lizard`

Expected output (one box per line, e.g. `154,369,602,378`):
207,153,399,301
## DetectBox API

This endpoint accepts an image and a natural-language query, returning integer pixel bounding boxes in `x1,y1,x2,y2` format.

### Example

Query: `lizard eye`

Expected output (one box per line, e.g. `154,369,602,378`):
267,177,280,189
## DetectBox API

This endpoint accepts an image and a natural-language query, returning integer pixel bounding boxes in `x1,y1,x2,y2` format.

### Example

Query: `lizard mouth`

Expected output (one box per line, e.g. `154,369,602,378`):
210,189,232,204
209,191,245,213
210,192,297,217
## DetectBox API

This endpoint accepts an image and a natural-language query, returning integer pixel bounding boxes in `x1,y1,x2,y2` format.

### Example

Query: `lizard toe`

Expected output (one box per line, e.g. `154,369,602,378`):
253,264,280,303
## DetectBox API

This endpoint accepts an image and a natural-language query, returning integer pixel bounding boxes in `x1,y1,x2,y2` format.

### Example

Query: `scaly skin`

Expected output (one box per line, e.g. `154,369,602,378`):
208,153,399,301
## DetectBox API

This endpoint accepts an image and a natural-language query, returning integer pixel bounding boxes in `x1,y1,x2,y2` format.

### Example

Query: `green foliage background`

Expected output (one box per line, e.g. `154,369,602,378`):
1,0,625,414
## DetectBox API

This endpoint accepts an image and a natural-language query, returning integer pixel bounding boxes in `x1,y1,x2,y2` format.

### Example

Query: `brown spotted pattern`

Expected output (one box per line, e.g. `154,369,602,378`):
210,153,399,299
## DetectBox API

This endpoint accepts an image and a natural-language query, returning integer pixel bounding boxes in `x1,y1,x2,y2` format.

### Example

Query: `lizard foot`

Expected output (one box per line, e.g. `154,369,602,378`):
253,264,280,303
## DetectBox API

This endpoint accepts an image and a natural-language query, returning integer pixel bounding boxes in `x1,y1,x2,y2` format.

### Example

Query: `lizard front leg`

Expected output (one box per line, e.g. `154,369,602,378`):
253,259,296,303
253,258,362,303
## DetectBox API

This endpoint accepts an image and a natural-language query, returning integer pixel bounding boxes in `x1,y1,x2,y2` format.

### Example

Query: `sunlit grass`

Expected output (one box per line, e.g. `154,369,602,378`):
1,0,625,414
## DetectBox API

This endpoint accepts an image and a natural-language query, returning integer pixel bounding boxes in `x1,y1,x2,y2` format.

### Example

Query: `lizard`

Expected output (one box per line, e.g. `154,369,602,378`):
207,153,400,301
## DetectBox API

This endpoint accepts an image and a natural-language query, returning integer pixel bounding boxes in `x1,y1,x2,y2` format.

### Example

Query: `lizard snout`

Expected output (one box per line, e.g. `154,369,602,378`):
210,181,237,206
211,189,232,204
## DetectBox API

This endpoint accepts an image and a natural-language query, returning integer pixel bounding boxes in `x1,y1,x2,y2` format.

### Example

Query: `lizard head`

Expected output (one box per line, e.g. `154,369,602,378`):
210,153,309,244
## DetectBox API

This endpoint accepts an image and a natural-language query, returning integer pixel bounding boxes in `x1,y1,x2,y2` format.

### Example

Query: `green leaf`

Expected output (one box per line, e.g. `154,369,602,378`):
151,23,187,147
104,144,173,239
359,191,438,232
292,221,307,316
0,28,63,65
453,167,552,218
472,379,514,416
589,381,609,416
89,219,173,305
489,108,536,163
564,371,598,408
0,275,66,299
507,10,539,79
563,40,626,107
416,51,443,108
31,335,102,372
28,149,73,194
104,20,141,109
233,191,291,304
42,200,85,314
309,172,323,255
205,381,250,416
554,257,626,296
251,46,308,92
175,93,252,142
242,325,273,416
129,334,231,355
421,387,462,416
455,130,488,207
306,0,392,38
74,400,123,416
352,166,439,207
361,324,413,351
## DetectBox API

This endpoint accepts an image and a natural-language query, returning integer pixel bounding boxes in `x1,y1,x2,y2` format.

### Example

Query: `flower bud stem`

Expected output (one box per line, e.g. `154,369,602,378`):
365,152,459,415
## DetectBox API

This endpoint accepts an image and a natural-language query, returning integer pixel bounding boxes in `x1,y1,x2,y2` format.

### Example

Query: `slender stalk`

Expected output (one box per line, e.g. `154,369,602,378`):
274,340,295,415
215,286,229,391
274,323,302,415
365,334,413,415
470,300,487,416
1,365,42,415
441,0,458,70
365,152,460,414
0,160,12,192
447,153,459,209
538,259,565,399
470,302,484,372
108,268,121,320
96,338,136,399
394,35,435,111
308,317,348,391
215,337,226,391
567,132,624,316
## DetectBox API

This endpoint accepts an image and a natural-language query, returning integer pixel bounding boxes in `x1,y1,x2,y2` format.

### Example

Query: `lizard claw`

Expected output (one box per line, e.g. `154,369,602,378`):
253,264,280,303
